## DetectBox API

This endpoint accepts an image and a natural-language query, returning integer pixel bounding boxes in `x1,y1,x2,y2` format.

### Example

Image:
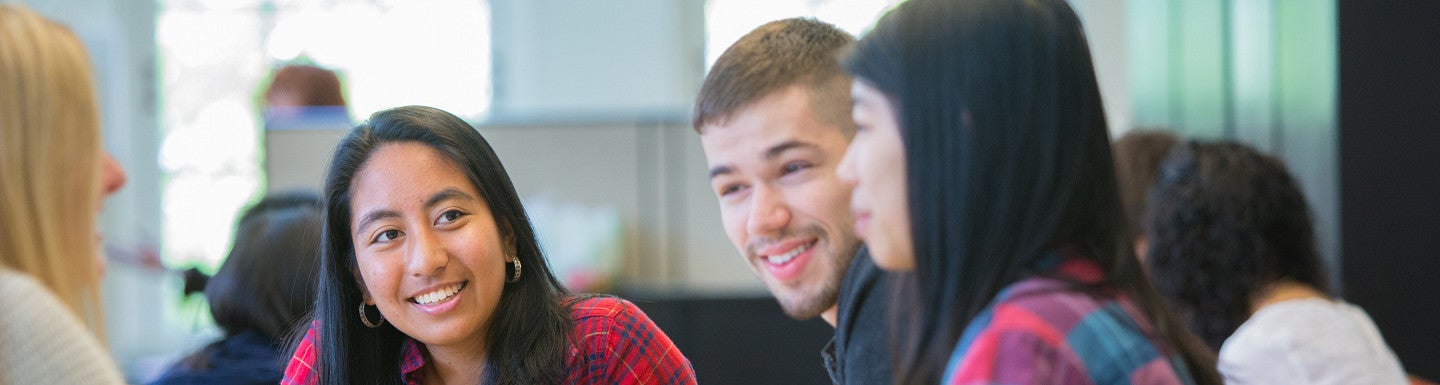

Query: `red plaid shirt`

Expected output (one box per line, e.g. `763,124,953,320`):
943,254,1196,385
282,296,696,384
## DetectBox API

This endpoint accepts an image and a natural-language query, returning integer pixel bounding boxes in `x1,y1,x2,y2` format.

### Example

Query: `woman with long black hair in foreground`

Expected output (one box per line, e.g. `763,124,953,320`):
835,0,1222,383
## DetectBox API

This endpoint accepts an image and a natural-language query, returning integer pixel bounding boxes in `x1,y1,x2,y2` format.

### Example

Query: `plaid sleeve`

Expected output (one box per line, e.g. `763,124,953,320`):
569,297,697,385
944,292,1190,385
943,308,1085,385
281,322,320,385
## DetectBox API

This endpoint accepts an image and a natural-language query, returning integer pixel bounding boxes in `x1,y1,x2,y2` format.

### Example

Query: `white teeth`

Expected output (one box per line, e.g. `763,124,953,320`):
414,283,463,305
767,242,812,265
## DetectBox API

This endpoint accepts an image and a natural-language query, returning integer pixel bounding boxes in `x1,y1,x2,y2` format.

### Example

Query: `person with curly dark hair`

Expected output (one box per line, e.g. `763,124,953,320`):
1144,141,1407,384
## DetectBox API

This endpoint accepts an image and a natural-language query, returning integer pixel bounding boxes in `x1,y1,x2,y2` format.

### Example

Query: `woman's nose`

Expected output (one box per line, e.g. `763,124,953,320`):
100,151,127,197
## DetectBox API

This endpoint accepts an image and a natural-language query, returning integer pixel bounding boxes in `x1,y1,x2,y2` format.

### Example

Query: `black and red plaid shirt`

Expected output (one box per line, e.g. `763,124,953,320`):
282,296,696,384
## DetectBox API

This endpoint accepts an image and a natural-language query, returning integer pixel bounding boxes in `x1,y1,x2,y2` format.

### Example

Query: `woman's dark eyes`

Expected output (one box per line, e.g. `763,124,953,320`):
375,229,400,243
437,210,465,225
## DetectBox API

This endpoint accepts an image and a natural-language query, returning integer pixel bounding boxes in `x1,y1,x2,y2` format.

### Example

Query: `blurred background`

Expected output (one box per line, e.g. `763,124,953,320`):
10,0,1436,383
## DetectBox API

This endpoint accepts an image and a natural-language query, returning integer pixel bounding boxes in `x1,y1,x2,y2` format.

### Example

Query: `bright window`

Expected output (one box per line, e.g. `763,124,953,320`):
157,0,491,273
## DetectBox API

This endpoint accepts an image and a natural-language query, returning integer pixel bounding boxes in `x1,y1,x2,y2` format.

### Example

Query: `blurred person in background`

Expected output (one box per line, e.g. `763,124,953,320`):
1144,141,1408,385
150,191,323,385
1112,129,1179,261
0,4,128,384
261,63,351,129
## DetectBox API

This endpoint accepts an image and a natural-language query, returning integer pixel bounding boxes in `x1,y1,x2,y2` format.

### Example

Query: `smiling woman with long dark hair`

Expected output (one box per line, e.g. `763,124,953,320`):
280,105,695,385
834,0,1222,384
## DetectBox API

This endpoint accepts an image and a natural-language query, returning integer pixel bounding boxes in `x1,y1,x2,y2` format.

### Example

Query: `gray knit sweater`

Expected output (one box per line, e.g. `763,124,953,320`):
0,268,125,384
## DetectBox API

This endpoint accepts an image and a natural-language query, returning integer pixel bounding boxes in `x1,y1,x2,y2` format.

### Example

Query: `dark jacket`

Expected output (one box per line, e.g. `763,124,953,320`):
149,330,283,385
822,247,894,384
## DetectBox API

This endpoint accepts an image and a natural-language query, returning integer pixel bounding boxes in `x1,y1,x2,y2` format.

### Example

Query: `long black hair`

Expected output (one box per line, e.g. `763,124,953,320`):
842,0,1220,383
1144,141,1329,350
311,105,572,384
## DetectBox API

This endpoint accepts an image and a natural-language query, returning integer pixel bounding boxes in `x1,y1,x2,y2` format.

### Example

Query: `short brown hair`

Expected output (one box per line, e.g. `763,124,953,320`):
264,64,346,107
694,18,855,134
1114,129,1180,240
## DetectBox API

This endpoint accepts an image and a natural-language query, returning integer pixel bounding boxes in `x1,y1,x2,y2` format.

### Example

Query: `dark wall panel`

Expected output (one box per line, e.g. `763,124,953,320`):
1339,0,1440,380
628,295,835,385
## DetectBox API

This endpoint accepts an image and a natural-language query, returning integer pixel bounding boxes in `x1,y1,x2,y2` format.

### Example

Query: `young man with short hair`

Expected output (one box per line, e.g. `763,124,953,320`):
694,18,892,385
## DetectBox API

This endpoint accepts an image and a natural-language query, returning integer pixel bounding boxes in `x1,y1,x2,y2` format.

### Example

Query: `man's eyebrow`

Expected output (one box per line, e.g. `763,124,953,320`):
708,165,733,180
764,140,817,160
708,140,820,179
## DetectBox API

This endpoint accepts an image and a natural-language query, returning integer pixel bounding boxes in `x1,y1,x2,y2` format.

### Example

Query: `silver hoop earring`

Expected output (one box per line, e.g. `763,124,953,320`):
358,302,385,328
507,258,522,283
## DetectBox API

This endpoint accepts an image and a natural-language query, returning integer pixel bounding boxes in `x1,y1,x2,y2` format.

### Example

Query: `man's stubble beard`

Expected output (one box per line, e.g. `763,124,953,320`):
761,226,861,320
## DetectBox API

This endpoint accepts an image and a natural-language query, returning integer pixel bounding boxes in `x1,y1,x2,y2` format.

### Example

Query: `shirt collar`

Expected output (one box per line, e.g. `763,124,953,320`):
399,337,426,382
998,246,1110,303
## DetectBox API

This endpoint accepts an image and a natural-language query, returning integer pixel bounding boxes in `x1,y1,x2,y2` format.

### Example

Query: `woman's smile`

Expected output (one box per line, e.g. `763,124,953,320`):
409,280,468,315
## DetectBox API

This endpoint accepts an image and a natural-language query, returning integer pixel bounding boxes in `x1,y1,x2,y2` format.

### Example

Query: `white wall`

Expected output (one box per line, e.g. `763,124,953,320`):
489,0,705,121
1069,0,1133,134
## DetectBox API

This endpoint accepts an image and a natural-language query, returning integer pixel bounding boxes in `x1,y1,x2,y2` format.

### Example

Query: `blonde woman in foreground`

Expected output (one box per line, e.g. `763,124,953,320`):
0,4,128,384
